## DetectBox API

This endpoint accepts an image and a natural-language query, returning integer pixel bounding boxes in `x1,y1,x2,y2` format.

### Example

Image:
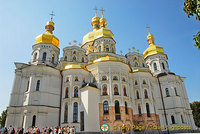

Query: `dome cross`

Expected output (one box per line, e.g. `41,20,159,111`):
50,11,55,21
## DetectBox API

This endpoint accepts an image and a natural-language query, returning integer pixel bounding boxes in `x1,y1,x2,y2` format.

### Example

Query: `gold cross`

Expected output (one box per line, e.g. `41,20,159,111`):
93,7,98,16
146,24,150,33
50,11,55,21
100,8,105,16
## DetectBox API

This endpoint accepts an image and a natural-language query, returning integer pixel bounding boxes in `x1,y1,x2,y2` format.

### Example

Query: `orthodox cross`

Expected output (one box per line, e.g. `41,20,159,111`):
93,7,98,16
146,24,150,33
100,8,105,16
50,11,55,21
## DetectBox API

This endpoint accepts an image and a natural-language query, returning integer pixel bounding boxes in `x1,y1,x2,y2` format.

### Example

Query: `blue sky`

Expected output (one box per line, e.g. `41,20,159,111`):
0,0,199,114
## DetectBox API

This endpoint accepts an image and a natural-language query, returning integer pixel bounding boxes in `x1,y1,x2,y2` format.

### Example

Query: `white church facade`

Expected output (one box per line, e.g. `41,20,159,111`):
5,12,196,132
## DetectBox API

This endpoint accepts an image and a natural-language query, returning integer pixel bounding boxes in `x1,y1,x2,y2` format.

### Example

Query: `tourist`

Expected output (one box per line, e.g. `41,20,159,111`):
24,128,29,134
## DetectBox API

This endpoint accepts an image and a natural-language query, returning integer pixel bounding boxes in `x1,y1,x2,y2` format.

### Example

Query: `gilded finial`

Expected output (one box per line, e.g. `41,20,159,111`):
73,40,77,46
128,48,131,52
120,50,123,55
50,11,55,21
132,47,135,52
100,8,105,17
137,49,139,53
146,24,150,33
78,43,82,46
68,42,71,46
93,7,98,16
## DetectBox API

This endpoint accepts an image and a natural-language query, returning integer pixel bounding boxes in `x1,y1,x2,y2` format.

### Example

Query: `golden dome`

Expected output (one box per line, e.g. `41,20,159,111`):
35,20,59,48
62,64,88,71
143,32,164,58
93,56,118,63
100,16,107,28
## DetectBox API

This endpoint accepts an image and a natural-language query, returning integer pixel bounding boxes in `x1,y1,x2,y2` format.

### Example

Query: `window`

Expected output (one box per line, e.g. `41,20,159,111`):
102,76,107,81
153,63,157,71
99,46,101,52
174,87,178,96
115,100,121,120
82,57,84,62
136,90,139,99
162,62,165,70
42,52,47,61
34,53,37,60
166,88,170,97
143,80,146,84
171,115,175,124
36,80,40,91
112,48,114,53
52,54,55,63
135,80,138,85
75,76,79,81
103,101,109,114
123,86,127,96
32,115,36,127
73,51,76,54
134,62,138,67
26,80,29,92
122,77,126,82
64,56,67,61
93,77,96,83
125,101,128,114
181,115,184,123
146,103,151,117
102,84,108,95
65,87,69,98
73,56,76,61
138,104,142,116
66,77,69,82
74,86,78,97
113,76,118,80
144,89,148,98
73,102,78,122
106,47,109,52
114,84,119,95
64,103,68,123
142,63,145,67
134,57,137,60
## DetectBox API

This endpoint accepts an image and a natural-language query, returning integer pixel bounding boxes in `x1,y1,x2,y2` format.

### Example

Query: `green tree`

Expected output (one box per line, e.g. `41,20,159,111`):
183,0,200,49
190,101,200,127
0,109,7,128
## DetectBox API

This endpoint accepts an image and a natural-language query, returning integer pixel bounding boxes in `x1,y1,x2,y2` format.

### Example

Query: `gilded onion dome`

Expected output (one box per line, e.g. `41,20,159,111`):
91,12,100,31
100,15,107,28
143,32,165,59
35,19,59,48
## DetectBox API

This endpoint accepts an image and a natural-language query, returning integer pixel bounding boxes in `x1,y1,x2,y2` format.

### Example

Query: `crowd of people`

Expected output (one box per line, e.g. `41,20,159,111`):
0,125,76,134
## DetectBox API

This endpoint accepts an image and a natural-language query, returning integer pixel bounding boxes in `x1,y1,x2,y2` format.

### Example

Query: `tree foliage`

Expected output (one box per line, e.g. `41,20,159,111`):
190,101,200,127
0,109,7,128
183,0,200,49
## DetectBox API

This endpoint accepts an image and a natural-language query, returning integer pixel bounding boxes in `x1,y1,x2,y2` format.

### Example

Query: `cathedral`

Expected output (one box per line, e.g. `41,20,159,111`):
5,11,196,132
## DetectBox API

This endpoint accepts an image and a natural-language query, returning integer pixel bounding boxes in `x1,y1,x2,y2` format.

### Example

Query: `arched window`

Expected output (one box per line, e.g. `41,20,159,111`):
123,86,127,96
66,77,69,82
64,56,67,61
113,76,118,80
102,76,107,81
102,84,108,95
73,56,76,61
138,104,142,116
153,63,157,71
114,84,119,95
125,101,128,114
146,103,151,117
52,54,55,63
65,87,69,98
171,115,175,124
134,57,137,60
144,89,148,99
166,88,170,97
162,62,165,70
26,80,29,92
115,100,121,120
32,115,36,127
103,101,109,114
42,52,47,61
74,86,78,97
135,80,138,85
36,80,40,91
143,80,146,84
136,90,139,99
181,115,184,123
106,47,109,52
82,57,84,62
93,77,96,83
122,77,126,82
64,103,68,123
99,46,101,52
73,51,76,54
174,87,178,96
34,53,37,60
75,76,79,81
73,102,78,122
142,63,145,67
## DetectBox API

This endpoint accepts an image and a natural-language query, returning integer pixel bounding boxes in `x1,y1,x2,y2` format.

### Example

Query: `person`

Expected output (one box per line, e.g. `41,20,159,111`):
25,128,29,134
49,126,53,134
121,124,126,134
1,127,5,134
10,128,15,134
